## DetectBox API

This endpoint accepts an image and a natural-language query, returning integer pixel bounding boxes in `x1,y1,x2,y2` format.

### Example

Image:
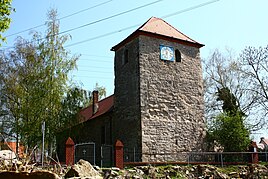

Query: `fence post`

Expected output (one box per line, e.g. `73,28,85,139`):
115,140,124,169
187,152,190,165
133,147,136,162
65,137,75,165
220,153,223,167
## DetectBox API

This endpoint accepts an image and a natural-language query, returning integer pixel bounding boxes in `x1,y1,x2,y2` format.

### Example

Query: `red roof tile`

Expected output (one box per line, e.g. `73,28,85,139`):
111,17,204,51
139,17,200,44
79,95,114,123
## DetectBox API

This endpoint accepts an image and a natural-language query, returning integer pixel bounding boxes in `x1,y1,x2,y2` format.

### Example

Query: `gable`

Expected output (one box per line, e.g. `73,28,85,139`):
111,17,204,51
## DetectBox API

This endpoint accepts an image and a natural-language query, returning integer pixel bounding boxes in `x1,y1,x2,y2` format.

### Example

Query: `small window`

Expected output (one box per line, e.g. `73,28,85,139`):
123,49,129,65
175,49,181,62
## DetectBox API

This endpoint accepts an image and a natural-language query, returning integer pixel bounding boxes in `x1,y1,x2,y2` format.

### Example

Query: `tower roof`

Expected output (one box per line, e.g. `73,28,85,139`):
111,17,204,51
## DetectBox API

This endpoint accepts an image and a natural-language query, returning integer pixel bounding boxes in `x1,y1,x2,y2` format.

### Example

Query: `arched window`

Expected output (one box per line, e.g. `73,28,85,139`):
123,49,129,65
175,49,181,62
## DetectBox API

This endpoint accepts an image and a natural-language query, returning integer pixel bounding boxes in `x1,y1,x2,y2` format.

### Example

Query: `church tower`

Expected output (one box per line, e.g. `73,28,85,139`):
111,17,205,162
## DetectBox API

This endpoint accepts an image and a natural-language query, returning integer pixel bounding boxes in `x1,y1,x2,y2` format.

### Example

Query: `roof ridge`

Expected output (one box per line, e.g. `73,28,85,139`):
136,16,155,30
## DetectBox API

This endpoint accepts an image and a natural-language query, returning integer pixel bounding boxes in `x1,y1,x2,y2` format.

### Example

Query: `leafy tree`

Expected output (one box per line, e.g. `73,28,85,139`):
216,87,244,116
0,8,108,153
207,86,250,152
203,49,264,133
0,0,14,142
59,87,90,129
0,0,14,43
0,9,78,149
204,49,252,151
209,111,250,152
58,83,106,129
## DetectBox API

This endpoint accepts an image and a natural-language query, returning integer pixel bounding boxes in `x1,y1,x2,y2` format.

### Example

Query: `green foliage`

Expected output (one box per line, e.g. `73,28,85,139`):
89,83,106,104
155,165,187,179
0,0,14,43
216,87,239,114
0,8,108,151
204,47,268,136
208,111,250,152
206,81,250,152
0,0,14,132
58,87,90,129
204,45,268,152
0,9,79,148
217,165,240,174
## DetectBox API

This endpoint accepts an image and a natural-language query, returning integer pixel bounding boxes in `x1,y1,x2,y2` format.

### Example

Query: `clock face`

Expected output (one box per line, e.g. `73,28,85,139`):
160,45,174,61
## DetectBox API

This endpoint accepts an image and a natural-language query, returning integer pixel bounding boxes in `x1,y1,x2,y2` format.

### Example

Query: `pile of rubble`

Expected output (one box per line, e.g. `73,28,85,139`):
0,158,103,179
0,158,268,178
99,164,268,179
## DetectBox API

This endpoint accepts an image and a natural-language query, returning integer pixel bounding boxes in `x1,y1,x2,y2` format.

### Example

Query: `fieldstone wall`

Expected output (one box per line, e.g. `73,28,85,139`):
113,37,142,161
138,35,206,162
113,34,205,162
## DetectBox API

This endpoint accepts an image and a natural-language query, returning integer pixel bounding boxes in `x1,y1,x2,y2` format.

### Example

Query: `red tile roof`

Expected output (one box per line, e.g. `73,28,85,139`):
111,17,204,51
139,17,200,44
78,95,114,123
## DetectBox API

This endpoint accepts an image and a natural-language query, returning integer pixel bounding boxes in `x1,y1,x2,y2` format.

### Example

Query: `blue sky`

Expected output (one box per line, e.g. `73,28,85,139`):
1,0,268,138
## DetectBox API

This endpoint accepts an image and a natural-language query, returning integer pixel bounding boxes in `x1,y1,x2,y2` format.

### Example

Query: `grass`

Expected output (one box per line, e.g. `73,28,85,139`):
217,165,240,174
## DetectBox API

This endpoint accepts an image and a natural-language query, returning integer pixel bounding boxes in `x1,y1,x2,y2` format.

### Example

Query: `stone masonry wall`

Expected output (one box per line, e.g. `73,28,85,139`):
139,35,206,162
113,37,142,162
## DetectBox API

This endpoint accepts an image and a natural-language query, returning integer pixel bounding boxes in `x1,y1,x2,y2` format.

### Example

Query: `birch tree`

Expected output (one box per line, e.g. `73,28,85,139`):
0,9,78,149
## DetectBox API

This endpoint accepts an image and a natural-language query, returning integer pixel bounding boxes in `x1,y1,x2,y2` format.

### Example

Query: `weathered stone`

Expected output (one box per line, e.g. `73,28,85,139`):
215,171,229,179
111,167,120,172
229,171,237,175
135,168,144,176
113,19,205,162
110,170,119,176
64,159,102,179
0,150,16,161
116,164,268,178
93,165,100,171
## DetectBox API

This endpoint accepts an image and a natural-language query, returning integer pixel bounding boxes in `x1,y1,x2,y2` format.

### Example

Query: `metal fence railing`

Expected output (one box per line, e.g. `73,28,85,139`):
101,144,114,168
124,151,268,166
74,142,95,165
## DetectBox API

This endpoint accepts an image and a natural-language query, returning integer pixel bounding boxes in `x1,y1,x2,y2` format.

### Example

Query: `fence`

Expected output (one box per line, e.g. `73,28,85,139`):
124,147,142,163
74,142,95,165
124,151,268,166
65,138,123,168
65,138,268,168
101,144,114,168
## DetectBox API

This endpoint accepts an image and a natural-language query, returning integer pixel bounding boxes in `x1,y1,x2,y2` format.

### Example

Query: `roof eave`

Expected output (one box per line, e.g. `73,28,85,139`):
111,30,204,51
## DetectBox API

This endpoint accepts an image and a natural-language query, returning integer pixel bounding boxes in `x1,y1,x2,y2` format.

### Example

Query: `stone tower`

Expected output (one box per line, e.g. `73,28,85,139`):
111,17,205,162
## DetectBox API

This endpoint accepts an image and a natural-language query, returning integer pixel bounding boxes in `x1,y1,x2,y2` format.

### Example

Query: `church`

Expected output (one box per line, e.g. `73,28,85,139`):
56,17,206,166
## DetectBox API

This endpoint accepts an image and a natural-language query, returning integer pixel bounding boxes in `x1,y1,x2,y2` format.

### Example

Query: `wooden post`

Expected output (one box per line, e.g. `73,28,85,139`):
65,137,75,165
115,140,124,169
